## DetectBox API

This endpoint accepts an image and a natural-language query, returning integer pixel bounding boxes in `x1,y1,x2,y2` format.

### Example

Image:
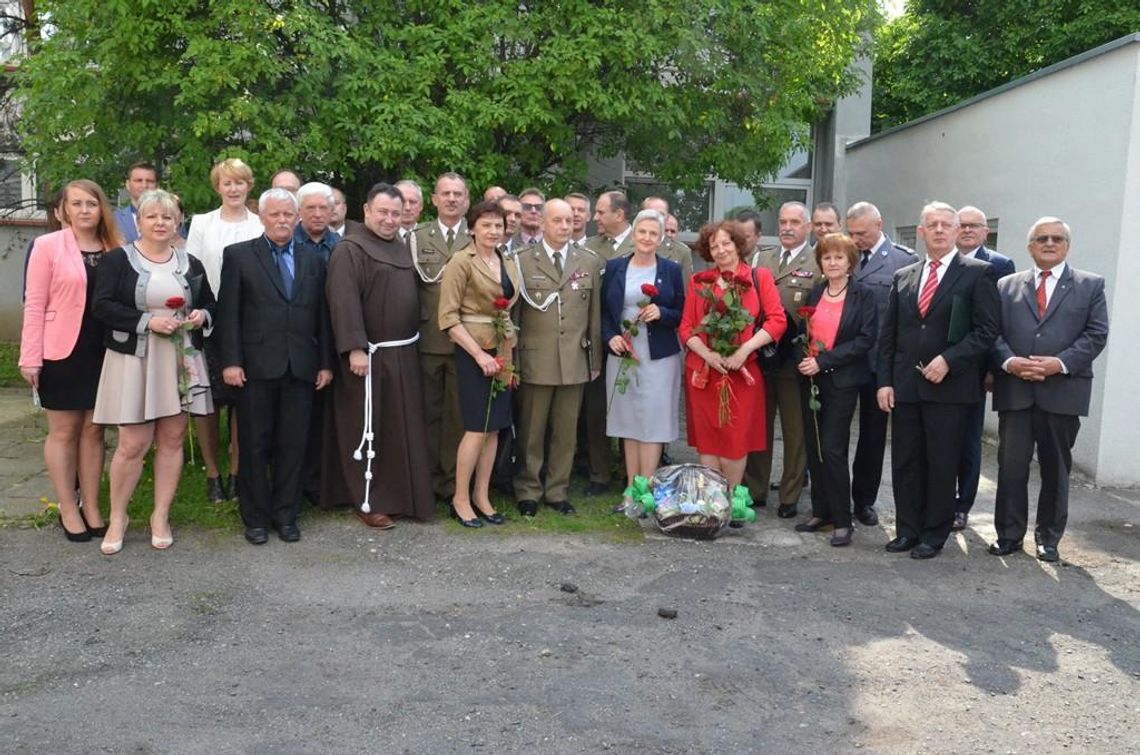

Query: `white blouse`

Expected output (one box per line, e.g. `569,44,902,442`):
185,207,264,297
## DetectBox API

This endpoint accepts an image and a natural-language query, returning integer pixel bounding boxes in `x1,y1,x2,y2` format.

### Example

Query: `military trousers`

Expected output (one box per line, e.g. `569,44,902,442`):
514,382,585,503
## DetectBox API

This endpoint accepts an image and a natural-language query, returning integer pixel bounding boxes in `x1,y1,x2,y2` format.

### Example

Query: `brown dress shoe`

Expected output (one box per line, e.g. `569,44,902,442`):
355,510,396,530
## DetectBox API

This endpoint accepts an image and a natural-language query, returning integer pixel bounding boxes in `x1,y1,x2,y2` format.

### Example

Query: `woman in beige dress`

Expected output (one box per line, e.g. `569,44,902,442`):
93,190,216,554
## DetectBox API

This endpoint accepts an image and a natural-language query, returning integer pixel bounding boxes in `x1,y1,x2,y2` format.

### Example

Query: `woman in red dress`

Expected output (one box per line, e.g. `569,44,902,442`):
680,221,786,489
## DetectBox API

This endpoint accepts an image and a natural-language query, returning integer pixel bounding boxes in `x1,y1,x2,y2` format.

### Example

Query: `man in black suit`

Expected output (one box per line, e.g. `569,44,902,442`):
845,201,915,526
952,205,1016,531
219,188,333,545
988,217,1108,562
877,201,1000,559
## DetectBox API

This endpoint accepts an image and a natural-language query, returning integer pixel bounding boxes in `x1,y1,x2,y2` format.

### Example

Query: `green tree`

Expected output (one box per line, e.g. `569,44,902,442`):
873,0,1140,133
17,0,875,212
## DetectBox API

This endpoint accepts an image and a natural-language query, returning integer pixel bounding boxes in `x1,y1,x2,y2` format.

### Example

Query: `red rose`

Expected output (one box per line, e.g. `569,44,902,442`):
493,296,510,311
734,273,752,290
720,269,735,282
714,299,728,315
640,283,659,298
797,306,816,320
165,296,185,309
694,270,718,284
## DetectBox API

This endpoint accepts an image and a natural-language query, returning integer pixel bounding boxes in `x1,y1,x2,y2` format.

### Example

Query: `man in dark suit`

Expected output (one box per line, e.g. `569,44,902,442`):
988,217,1108,562
845,201,915,526
877,201,1000,559
219,188,334,545
952,205,1016,531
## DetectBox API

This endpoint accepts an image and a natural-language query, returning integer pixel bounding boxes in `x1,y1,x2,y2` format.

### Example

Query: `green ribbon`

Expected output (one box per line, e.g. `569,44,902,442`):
730,485,756,522
622,475,656,513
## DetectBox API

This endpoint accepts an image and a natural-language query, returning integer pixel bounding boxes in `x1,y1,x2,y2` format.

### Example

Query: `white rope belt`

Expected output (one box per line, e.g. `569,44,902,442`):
512,252,563,318
353,332,421,512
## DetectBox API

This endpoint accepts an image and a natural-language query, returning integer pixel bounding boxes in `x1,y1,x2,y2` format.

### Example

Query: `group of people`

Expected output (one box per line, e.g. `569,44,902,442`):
19,162,1108,563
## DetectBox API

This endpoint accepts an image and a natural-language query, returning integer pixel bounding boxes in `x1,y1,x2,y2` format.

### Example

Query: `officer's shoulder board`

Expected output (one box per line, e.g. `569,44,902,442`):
892,242,916,256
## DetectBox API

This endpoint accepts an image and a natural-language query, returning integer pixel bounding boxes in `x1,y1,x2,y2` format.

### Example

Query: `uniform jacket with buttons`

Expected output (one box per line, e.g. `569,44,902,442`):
413,219,471,355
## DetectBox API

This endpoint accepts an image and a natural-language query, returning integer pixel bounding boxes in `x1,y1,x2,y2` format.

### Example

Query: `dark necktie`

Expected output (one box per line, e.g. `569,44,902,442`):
860,250,871,270
275,248,294,298
445,228,455,251
1036,269,1050,317
917,259,940,317
553,250,563,276
778,250,790,273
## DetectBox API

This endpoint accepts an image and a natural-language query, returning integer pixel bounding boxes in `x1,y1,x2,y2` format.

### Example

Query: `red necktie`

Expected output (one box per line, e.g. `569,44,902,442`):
1037,269,1050,317
917,259,940,317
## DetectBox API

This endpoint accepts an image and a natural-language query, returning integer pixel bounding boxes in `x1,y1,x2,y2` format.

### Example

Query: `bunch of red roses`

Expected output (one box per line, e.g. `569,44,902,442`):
691,269,757,427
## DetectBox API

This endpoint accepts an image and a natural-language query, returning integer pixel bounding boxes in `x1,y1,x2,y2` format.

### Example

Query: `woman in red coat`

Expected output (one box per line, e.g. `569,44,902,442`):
679,221,786,489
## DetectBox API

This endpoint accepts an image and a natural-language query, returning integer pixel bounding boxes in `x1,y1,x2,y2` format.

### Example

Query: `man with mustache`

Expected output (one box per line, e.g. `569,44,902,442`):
745,201,819,518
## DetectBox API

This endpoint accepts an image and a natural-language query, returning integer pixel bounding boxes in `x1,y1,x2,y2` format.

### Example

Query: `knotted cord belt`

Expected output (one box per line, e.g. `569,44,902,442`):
353,332,421,512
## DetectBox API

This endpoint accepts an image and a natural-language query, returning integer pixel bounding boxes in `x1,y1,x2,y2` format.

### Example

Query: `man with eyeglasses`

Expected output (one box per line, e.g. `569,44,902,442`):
988,218,1107,563
876,202,999,560
414,172,472,505
514,188,546,248
952,205,1015,532
844,201,914,526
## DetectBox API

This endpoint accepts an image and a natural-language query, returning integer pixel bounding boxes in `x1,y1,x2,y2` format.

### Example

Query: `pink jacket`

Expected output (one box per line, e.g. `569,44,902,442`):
19,229,89,368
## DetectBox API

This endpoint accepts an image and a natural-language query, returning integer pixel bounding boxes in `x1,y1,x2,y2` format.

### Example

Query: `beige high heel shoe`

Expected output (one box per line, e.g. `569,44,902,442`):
100,518,129,555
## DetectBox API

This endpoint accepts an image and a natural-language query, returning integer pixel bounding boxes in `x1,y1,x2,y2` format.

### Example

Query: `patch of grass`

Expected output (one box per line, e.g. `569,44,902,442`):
0,342,21,388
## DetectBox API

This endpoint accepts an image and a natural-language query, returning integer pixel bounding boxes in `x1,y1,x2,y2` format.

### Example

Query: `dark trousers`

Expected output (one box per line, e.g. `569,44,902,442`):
236,376,314,530
579,374,612,484
890,401,969,547
303,389,326,501
850,376,889,511
994,407,1080,547
801,374,860,529
955,397,986,514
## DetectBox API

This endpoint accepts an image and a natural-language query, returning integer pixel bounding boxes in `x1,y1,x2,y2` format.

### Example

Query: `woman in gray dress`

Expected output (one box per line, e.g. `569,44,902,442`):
602,209,685,491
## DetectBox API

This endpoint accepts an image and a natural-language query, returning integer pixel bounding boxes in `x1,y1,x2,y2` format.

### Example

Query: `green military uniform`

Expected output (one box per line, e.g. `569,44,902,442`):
745,243,821,506
413,219,471,501
583,228,635,262
513,241,603,504
658,237,693,283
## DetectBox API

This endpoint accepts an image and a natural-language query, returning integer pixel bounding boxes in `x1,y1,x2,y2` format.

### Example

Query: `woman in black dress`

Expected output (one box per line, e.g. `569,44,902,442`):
19,180,123,541
438,200,521,526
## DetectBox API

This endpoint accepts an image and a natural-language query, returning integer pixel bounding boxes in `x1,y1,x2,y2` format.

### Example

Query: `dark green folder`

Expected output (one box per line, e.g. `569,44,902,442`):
947,293,972,344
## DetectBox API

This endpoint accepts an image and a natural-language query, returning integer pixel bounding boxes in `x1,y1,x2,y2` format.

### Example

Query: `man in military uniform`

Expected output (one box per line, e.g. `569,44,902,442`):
745,201,819,517
641,196,693,282
513,199,602,516
514,188,545,248
845,201,915,526
566,192,591,246
413,172,471,503
811,202,842,241
395,179,424,246
585,190,635,261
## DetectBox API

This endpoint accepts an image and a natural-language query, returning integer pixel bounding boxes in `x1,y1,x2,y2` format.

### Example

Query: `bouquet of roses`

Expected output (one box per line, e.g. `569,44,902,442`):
608,282,658,413
483,296,520,433
162,295,202,461
691,269,756,427
794,305,826,462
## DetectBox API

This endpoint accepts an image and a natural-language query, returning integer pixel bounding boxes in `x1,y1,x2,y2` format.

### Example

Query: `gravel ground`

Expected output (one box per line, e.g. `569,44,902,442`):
3,487,1139,754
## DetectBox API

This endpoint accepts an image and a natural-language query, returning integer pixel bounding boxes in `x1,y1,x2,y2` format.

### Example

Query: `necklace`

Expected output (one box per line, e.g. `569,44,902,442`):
825,280,849,297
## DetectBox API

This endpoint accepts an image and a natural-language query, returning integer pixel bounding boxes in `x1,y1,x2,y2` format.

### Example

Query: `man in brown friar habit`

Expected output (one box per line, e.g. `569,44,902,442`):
320,183,435,528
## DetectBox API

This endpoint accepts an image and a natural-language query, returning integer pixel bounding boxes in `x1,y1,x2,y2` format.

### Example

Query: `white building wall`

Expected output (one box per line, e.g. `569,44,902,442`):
844,38,1139,485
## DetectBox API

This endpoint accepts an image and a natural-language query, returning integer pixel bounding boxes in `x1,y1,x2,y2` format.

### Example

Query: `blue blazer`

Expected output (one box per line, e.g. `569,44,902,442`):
601,254,684,360
972,245,1015,279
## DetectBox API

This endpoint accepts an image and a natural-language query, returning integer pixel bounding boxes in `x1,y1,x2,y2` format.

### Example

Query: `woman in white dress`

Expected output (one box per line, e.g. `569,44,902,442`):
602,210,685,495
93,190,216,554
185,158,263,503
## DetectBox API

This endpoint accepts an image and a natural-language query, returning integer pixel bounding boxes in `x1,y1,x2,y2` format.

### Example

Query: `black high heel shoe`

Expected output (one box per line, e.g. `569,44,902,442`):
478,510,505,525
794,518,832,533
449,502,484,528
78,502,107,538
58,513,93,542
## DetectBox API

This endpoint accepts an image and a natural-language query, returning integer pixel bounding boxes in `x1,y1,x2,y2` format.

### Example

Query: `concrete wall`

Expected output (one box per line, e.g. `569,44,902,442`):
844,37,1139,485
0,221,48,341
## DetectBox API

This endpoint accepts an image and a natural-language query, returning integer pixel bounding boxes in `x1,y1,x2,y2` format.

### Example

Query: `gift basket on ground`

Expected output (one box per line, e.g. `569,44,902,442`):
620,463,755,539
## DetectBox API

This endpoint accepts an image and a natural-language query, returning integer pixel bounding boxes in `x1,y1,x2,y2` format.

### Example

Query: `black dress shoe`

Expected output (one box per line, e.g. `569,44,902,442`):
910,543,942,559
547,500,576,515
988,538,1023,556
479,511,506,525
854,506,879,526
951,512,968,531
794,518,831,532
776,504,797,519
79,503,108,537
885,536,919,553
58,514,93,543
449,503,483,528
518,500,539,518
586,481,610,496
207,476,227,504
1036,543,1060,563
244,527,269,545
830,528,853,547
275,523,301,542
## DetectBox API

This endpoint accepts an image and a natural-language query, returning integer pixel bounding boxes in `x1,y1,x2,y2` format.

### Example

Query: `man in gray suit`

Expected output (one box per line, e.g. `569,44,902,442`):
845,201,915,525
988,217,1108,562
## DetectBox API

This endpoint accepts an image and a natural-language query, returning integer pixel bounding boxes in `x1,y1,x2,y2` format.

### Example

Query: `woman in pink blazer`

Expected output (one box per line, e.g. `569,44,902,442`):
19,180,123,542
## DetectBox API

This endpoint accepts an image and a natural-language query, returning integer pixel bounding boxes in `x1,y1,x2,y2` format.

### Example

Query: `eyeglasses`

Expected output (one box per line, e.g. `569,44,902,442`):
521,202,543,212
1032,235,1068,244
